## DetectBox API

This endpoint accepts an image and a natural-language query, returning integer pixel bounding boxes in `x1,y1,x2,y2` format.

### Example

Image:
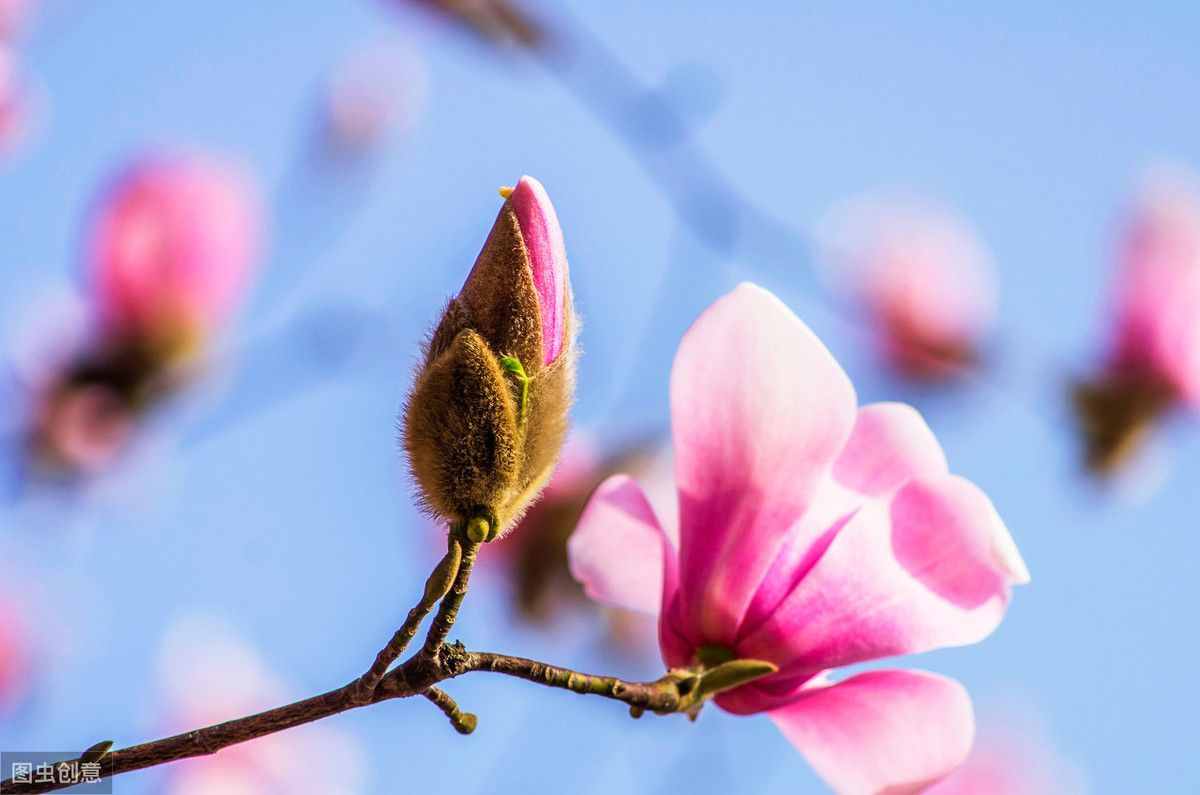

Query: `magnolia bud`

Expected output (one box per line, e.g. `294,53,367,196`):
404,176,576,539
85,153,263,362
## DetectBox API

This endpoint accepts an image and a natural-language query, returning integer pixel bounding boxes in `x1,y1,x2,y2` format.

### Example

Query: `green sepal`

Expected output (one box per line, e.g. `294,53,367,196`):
695,659,778,699
499,355,530,425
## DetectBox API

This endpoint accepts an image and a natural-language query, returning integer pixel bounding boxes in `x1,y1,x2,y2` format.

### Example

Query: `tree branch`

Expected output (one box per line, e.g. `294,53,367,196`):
0,647,687,793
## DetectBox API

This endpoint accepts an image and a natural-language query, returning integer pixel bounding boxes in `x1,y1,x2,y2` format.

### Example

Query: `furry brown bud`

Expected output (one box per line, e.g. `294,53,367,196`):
404,176,577,538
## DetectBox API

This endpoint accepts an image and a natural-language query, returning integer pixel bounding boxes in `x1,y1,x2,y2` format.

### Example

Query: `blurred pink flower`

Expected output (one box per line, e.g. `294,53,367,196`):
85,154,263,354
823,195,996,380
323,42,425,154
0,0,30,41
1072,167,1200,473
568,283,1028,794
31,382,135,474
0,598,31,716
0,46,30,157
1107,168,1200,404
156,616,363,795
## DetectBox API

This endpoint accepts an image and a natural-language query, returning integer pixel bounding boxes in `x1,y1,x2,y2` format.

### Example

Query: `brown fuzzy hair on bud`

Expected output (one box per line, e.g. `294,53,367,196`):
404,177,577,539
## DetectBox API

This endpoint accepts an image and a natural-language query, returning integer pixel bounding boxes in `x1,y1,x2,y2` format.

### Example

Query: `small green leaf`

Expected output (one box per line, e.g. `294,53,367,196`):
499,355,530,425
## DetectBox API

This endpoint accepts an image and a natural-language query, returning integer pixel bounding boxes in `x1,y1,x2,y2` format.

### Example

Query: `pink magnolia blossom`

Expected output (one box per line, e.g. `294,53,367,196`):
568,283,1028,794
157,617,363,795
85,154,263,351
1106,168,1200,404
824,196,996,380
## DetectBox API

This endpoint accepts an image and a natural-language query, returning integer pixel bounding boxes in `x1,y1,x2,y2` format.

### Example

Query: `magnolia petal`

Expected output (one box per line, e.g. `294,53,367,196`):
770,669,975,795
738,402,949,642
509,175,568,365
567,474,675,617
833,402,948,496
739,474,1026,674
670,283,857,646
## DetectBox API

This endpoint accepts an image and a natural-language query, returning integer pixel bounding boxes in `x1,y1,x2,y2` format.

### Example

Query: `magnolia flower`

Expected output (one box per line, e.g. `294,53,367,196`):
405,175,576,539
157,616,363,795
1073,168,1200,472
568,284,1028,794
85,154,263,359
822,196,996,381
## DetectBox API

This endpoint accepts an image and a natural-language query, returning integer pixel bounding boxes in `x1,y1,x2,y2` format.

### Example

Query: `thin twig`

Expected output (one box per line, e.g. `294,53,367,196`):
356,535,463,698
422,535,481,655
422,686,478,735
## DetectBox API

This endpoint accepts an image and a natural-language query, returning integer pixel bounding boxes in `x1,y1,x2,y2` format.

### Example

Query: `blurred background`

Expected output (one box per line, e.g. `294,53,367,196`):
3,1,1200,792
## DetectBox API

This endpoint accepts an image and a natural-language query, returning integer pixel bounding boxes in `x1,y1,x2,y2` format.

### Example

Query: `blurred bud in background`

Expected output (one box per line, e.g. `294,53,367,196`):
0,596,31,719
404,176,576,540
0,46,32,159
480,432,662,656
386,0,546,51
156,616,364,795
0,0,31,42
321,41,426,159
15,153,263,478
820,193,997,382
1073,166,1200,475
87,154,262,358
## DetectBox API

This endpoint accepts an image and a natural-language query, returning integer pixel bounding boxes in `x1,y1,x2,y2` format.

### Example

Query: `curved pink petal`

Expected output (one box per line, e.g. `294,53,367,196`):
739,473,1028,675
670,283,857,647
770,669,975,795
509,175,568,365
567,474,676,617
735,402,949,660
833,402,948,496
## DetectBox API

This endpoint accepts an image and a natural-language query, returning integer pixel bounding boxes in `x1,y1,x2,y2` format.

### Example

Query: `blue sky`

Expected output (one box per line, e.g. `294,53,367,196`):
3,1,1200,792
